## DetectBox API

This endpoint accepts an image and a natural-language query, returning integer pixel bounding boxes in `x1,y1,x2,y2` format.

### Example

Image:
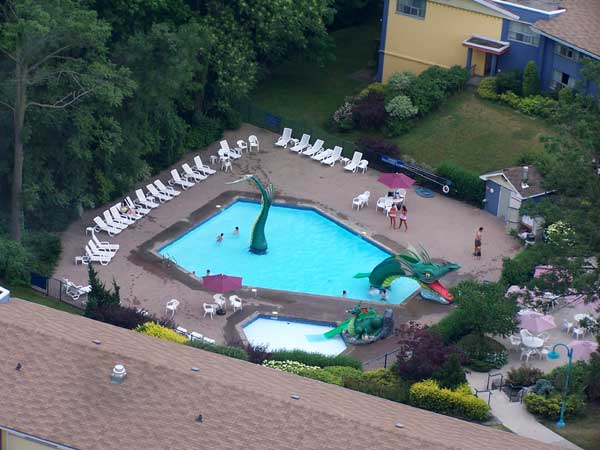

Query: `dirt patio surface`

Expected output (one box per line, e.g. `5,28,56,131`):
55,123,520,357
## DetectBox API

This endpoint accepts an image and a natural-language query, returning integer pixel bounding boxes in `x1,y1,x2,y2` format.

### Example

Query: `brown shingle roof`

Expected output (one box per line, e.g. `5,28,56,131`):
0,299,560,450
533,0,600,57
503,166,548,198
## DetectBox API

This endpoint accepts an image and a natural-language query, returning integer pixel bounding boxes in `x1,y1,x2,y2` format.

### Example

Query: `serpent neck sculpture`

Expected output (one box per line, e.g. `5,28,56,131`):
228,175,275,254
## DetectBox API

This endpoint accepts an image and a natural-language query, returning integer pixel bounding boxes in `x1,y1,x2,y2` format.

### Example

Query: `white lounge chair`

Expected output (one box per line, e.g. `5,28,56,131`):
62,279,91,301
110,205,136,225
103,210,128,230
84,245,112,265
146,184,173,202
135,190,160,209
344,151,363,172
193,156,216,175
93,216,122,237
289,134,310,153
275,128,292,148
357,160,369,174
311,148,333,162
301,139,323,156
90,230,119,251
182,163,207,182
229,295,243,312
321,146,343,166
123,197,148,219
249,135,259,152
154,179,181,197
203,303,216,319
220,140,242,159
88,240,118,257
169,169,195,190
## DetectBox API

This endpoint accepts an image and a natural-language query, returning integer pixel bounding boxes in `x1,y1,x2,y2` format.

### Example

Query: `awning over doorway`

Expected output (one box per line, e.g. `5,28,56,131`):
463,35,510,55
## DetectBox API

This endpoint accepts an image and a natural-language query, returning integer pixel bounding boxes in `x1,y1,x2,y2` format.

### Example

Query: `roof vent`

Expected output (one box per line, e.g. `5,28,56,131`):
111,364,127,384
291,394,300,400
395,422,405,429
93,339,101,345
521,166,529,189
191,367,200,372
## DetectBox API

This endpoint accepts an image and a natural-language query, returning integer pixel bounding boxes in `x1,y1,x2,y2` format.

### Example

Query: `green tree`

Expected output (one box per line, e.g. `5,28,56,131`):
85,263,120,317
451,281,519,337
0,0,132,242
433,353,466,389
522,61,540,97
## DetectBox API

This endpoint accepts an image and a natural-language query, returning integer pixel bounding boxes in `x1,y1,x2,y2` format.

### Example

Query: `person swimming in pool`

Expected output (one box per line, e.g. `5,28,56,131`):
233,226,239,235
216,233,224,243
380,289,388,301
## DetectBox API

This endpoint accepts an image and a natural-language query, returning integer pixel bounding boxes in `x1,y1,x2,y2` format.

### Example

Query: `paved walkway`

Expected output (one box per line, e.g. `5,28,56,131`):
468,372,582,449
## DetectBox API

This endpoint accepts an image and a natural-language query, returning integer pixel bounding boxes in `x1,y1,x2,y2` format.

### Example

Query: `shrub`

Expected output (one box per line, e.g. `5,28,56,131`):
187,340,248,361
352,90,387,130
586,350,600,401
446,65,471,93
517,95,557,118
457,334,508,370
524,393,585,420
23,231,61,276
0,237,29,283
409,380,490,421
547,361,592,395
435,311,474,343
269,350,362,370
322,365,364,381
495,69,522,95
384,117,413,137
522,61,541,97
356,136,401,158
185,113,224,149
263,360,342,385
500,244,553,286
362,368,404,387
387,71,417,96
385,95,418,120
506,365,544,387
406,73,446,116
433,353,467,389
477,77,498,100
344,373,410,403
499,91,521,109
135,322,189,344
87,304,158,330
245,343,273,364
332,101,355,131
436,162,485,205
357,82,386,99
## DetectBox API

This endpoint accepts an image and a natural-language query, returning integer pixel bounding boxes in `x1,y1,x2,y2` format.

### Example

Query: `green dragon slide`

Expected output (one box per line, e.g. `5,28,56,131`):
228,175,275,254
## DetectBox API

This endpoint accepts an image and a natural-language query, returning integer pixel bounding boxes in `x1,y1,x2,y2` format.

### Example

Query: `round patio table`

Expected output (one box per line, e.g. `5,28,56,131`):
523,336,544,349
574,313,595,323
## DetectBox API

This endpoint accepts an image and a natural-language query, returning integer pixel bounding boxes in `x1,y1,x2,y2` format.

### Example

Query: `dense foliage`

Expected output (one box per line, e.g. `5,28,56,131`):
522,61,541,97
435,162,485,205
187,340,249,361
506,366,544,387
457,334,508,372
409,380,490,421
269,349,363,369
136,322,189,344
524,393,585,420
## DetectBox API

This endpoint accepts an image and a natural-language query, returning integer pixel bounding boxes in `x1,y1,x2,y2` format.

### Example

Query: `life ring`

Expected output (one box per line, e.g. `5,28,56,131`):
442,185,450,194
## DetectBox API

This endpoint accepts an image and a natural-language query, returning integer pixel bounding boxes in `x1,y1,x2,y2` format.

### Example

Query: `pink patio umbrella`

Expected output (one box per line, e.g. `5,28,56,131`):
568,340,599,361
202,274,243,293
377,173,416,190
519,310,556,334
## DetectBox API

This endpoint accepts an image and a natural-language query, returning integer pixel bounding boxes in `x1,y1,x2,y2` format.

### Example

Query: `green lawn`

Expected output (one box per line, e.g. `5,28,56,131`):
7,284,84,315
253,22,381,128
542,403,600,450
253,22,551,174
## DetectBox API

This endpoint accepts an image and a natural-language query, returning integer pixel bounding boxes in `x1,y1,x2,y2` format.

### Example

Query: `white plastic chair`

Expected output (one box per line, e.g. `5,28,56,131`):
376,197,388,212
352,196,365,210
221,159,232,172
166,299,179,317
357,160,369,174
520,348,536,362
509,335,521,351
573,327,585,340
213,294,227,310
237,139,248,153
562,319,573,334
203,303,216,319
229,295,243,312
249,135,259,152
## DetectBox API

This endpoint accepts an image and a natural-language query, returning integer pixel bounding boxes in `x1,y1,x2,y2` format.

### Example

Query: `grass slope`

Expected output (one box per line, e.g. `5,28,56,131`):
394,90,550,173
253,22,380,128
8,285,84,315
542,403,600,450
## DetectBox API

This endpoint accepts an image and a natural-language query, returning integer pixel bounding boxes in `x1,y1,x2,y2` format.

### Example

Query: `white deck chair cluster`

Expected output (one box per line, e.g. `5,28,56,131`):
175,326,216,344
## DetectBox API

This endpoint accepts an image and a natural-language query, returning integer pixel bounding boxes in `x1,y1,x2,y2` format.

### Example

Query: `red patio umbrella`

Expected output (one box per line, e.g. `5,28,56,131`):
377,173,416,190
202,274,243,293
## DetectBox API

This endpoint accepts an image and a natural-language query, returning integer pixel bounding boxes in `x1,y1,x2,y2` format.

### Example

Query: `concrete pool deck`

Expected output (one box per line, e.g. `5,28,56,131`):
55,123,520,350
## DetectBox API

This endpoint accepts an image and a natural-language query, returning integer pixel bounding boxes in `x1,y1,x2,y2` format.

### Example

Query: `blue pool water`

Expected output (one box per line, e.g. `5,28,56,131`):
243,316,347,356
159,200,419,303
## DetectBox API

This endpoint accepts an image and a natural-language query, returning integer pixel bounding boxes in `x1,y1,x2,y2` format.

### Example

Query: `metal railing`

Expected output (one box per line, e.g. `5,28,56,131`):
362,347,402,370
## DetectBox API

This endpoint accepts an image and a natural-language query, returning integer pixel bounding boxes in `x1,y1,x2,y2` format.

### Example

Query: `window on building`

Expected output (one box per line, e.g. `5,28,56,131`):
555,44,580,62
396,0,426,18
551,70,576,89
508,21,539,46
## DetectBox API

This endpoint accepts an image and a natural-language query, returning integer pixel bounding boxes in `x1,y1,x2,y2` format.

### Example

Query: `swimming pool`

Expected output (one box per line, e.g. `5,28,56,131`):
242,315,347,356
159,200,419,303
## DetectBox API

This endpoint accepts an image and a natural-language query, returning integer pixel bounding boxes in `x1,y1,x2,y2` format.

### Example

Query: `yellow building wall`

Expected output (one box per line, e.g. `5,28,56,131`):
5,433,53,450
382,0,503,79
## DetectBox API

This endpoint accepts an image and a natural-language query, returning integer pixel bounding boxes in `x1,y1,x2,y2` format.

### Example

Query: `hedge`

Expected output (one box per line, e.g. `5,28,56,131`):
457,334,508,371
436,162,485,206
263,360,357,386
269,350,362,370
409,380,490,421
524,393,585,420
135,322,189,344
187,340,249,361
344,374,409,403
